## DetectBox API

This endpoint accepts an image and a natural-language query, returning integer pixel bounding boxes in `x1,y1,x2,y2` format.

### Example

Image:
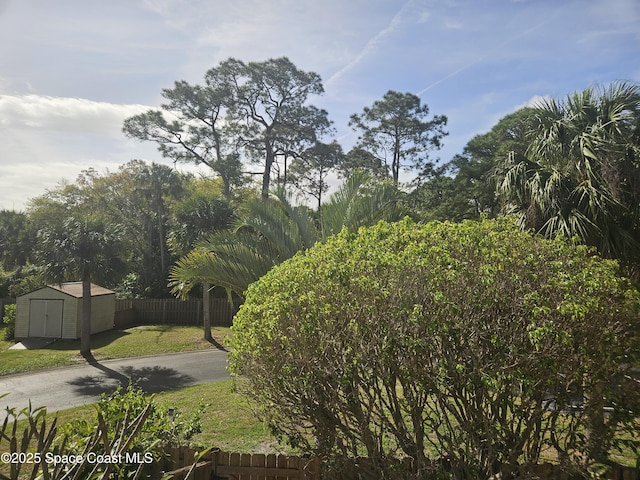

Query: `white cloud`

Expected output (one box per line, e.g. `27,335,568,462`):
443,20,463,29
0,96,161,210
0,95,153,136
516,95,551,109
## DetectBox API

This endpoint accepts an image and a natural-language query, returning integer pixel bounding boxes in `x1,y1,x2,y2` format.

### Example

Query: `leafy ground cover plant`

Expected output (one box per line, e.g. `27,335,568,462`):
1,396,154,479
59,383,205,477
1,384,205,479
229,217,640,479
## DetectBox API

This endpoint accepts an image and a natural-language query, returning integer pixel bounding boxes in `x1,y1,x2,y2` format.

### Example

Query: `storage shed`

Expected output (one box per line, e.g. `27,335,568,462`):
15,282,115,340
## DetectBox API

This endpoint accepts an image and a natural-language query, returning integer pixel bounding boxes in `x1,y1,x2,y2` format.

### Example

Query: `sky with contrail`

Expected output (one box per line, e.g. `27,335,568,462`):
0,0,638,209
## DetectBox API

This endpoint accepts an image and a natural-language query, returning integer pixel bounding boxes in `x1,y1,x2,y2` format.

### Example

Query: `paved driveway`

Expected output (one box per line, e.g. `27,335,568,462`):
0,349,229,422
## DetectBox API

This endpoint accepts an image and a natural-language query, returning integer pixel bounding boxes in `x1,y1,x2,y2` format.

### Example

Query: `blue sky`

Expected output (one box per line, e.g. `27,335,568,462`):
0,0,638,210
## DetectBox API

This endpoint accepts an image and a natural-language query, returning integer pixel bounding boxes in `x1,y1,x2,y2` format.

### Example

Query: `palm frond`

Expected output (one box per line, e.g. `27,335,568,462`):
498,81,640,266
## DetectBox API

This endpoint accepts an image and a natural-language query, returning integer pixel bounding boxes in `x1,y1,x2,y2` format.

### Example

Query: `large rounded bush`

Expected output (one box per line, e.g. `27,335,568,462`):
229,218,640,479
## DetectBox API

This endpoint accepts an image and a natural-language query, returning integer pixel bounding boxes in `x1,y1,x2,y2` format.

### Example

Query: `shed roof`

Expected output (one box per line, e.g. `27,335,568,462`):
16,282,117,299
48,282,115,298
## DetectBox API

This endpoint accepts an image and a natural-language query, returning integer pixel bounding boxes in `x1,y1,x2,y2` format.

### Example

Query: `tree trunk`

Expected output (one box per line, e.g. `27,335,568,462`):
222,175,231,198
262,140,275,200
80,270,92,357
392,136,401,186
154,179,167,274
587,379,606,461
203,282,212,342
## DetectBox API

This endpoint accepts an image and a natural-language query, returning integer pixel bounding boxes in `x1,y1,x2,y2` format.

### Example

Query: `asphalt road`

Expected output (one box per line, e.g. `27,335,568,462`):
0,349,229,422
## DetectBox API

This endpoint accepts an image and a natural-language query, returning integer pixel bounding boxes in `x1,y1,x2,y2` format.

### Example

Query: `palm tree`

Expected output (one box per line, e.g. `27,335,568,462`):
167,190,235,342
498,81,640,273
169,172,406,299
169,189,318,299
37,214,123,356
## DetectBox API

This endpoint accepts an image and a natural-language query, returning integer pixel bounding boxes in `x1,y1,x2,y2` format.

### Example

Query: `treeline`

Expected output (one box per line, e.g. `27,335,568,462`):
0,162,238,298
1,57,639,299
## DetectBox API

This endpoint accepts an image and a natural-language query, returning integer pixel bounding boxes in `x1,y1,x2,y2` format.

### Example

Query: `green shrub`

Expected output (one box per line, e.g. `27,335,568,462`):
2,304,16,340
60,382,205,447
59,383,205,477
229,217,640,479
1,394,176,480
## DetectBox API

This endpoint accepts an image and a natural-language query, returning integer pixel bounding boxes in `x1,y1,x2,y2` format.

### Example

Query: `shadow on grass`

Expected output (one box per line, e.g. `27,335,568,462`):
45,329,131,352
206,336,228,352
134,324,174,332
67,353,195,397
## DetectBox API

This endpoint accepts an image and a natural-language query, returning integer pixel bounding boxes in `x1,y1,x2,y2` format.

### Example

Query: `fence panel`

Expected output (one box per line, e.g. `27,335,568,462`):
114,297,240,327
210,297,241,327
164,448,322,480
163,447,639,480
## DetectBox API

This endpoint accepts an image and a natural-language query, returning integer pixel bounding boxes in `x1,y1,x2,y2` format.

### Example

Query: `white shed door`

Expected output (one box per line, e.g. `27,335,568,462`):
29,300,63,337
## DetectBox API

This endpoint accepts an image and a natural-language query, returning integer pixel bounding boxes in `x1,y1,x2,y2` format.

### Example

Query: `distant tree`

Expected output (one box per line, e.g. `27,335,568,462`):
169,189,318,299
169,172,407,299
0,264,45,298
130,162,184,281
167,189,235,258
349,90,447,185
167,186,236,342
28,162,188,297
411,107,536,221
497,81,640,278
337,146,388,180
0,210,34,270
36,214,123,356
408,163,465,221
209,57,333,199
288,141,344,210
76,161,186,297
123,79,244,198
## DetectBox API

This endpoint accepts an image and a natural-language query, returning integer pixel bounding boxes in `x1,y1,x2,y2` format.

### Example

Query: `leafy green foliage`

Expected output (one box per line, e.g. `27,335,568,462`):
349,90,448,185
59,383,205,476
0,210,34,271
288,141,345,209
229,217,640,479
0,394,165,480
497,81,640,279
2,304,15,341
123,77,244,198
411,107,536,221
170,172,407,298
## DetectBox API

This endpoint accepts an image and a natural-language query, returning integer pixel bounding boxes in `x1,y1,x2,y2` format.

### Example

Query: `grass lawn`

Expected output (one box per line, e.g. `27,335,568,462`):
19,380,286,454
0,380,288,479
0,324,232,376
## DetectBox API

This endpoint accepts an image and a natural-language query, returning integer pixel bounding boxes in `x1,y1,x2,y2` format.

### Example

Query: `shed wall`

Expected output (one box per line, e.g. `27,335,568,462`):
76,294,116,337
15,286,115,340
62,297,79,339
15,288,76,340
15,296,30,339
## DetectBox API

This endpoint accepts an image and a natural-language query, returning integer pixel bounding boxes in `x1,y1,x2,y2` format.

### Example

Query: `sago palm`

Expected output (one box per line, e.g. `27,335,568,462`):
169,172,406,298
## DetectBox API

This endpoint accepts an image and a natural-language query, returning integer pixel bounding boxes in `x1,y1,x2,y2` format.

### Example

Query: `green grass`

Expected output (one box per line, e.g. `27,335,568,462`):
0,325,232,376
35,380,287,454
0,380,289,479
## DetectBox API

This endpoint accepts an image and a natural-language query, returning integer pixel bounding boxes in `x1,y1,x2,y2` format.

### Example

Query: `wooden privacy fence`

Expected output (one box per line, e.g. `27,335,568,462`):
115,297,240,328
164,447,321,480
162,447,639,480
